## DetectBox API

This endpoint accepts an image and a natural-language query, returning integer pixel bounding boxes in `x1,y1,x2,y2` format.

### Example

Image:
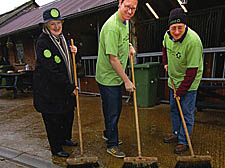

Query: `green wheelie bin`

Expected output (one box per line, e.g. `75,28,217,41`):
132,62,160,107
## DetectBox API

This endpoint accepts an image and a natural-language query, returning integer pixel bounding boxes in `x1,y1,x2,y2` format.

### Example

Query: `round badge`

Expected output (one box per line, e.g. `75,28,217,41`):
54,56,61,63
43,49,51,58
50,9,59,18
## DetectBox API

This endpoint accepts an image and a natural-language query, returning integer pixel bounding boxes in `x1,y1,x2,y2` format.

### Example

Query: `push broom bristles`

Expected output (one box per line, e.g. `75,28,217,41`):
175,161,212,168
66,156,99,168
175,155,212,168
67,163,99,168
123,163,158,168
123,156,158,168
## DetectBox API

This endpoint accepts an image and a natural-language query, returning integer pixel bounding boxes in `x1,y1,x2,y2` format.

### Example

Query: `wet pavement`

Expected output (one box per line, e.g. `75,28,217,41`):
0,90,224,168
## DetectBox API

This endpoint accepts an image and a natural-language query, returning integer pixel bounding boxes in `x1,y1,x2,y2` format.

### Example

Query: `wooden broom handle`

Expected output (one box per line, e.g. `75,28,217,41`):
130,55,142,157
171,79,195,156
71,39,84,156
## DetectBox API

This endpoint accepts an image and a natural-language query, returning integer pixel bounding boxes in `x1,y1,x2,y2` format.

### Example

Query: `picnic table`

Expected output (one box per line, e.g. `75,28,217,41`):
0,71,33,98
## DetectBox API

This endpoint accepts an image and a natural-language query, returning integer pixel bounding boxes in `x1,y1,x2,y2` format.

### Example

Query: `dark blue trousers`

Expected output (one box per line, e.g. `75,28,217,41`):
170,89,197,145
98,83,122,148
42,110,74,154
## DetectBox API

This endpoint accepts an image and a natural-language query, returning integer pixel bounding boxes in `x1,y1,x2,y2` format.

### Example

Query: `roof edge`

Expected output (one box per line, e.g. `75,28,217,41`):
0,0,39,17
0,24,39,39
64,1,118,20
0,1,118,38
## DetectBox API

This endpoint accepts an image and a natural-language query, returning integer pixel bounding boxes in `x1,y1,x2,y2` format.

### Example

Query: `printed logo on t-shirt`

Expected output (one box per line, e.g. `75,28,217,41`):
167,48,182,59
176,52,181,59
123,33,129,44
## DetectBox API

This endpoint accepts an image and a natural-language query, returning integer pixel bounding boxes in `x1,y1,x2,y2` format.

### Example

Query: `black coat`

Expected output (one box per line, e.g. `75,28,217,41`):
33,33,76,114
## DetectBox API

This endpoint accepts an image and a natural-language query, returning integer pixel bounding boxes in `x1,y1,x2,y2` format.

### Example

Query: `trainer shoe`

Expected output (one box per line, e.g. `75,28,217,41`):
107,146,125,158
102,134,123,145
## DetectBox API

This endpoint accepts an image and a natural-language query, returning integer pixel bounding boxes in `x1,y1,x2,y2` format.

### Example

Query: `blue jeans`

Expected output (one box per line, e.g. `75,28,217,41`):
98,83,122,148
170,89,197,145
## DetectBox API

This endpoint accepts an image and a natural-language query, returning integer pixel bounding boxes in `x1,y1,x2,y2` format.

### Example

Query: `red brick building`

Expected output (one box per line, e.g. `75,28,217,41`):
0,0,224,110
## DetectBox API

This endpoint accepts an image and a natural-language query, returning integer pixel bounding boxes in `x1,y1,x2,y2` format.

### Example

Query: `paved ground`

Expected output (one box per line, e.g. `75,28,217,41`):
0,89,224,168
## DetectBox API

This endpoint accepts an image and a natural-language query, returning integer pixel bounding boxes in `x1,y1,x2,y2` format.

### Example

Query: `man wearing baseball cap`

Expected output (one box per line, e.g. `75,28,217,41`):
162,8,203,154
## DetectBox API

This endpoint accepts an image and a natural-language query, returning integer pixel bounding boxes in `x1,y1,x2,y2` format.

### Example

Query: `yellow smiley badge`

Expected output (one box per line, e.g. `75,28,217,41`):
54,56,61,63
50,9,59,18
43,49,51,58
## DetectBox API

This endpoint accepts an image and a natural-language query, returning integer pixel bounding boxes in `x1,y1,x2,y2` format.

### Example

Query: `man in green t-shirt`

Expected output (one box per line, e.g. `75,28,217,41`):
162,8,203,154
96,0,138,158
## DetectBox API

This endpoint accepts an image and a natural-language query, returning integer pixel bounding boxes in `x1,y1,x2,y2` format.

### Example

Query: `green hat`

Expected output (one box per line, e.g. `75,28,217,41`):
41,8,63,24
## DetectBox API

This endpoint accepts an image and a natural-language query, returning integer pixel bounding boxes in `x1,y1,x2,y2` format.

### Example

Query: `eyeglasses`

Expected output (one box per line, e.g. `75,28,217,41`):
48,22,62,27
170,26,184,32
124,5,137,11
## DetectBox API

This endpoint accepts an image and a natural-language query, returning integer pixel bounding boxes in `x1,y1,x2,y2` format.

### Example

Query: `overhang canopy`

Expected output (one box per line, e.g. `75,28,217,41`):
1,0,225,38
0,0,117,38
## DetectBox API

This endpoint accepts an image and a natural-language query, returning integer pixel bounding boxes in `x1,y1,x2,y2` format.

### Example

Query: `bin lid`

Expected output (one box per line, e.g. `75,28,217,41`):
128,62,160,68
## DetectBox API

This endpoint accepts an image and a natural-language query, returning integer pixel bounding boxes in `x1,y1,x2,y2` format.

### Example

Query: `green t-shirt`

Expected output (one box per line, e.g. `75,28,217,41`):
96,11,129,86
163,27,203,90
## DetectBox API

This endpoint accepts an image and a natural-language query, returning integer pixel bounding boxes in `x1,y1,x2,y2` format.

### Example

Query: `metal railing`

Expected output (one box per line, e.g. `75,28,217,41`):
136,47,225,83
81,47,225,84
202,47,225,81
80,47,224,108
82,55,97,77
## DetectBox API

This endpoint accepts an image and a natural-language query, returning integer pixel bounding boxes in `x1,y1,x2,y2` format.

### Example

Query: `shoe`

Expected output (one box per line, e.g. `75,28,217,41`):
63,140,78,146
52,151,69,157
107,146,125,158
174,144,188,154
102,134,123,145
163,135,178,143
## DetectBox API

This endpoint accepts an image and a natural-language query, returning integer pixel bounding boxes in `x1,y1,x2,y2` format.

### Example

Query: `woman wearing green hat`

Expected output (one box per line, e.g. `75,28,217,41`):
33,8,78,158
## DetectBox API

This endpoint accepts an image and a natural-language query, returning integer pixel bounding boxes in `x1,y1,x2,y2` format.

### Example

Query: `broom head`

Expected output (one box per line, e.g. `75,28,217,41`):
66,156,99,167
123,156,158,168
175,155,212,168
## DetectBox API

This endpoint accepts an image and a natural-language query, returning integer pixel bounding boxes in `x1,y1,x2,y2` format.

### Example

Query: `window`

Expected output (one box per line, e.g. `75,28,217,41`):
15,43,24,64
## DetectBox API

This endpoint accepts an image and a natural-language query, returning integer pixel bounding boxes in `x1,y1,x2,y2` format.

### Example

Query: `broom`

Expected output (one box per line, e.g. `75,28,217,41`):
66,39,99,168
123,55,158,168
170,78,212,168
